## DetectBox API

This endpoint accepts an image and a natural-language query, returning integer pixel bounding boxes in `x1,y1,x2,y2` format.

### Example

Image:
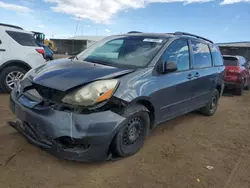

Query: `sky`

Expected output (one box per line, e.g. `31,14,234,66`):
0,0,250,43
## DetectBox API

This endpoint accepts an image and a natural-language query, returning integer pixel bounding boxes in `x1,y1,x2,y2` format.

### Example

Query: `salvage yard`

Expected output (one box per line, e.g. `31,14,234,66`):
0,92,250,188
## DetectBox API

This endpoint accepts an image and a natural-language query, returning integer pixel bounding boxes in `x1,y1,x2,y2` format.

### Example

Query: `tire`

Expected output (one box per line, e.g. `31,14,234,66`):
0,66,27,93
111,104,150,158
244,81,250,91
236,82,244,96
46,57,53,62
200,89,219,116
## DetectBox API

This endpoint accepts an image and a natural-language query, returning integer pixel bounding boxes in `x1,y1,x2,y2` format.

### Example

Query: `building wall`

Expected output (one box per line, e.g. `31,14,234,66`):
219,46,250,62
50,39,87,55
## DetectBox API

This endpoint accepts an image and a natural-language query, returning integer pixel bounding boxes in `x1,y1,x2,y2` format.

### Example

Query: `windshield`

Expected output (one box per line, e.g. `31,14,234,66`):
77,36,167,68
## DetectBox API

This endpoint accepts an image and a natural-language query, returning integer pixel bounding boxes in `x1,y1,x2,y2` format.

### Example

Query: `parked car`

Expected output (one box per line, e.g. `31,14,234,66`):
223,55,250,95
41,44,54,61
0,23,45,92
9,31,225,162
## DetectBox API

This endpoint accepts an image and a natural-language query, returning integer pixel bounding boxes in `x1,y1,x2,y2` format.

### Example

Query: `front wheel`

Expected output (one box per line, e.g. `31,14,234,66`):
200,89,219,116
0,66,27,93
111,104,150,158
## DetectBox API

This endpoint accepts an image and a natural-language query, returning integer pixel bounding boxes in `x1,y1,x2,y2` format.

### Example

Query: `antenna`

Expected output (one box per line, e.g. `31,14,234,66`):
72,17,80,56
96,28,99,36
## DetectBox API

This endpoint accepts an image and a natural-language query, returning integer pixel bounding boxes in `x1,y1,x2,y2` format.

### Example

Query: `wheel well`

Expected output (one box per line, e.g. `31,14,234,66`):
136,99,155,129
216,85,221,96
0,61,31,72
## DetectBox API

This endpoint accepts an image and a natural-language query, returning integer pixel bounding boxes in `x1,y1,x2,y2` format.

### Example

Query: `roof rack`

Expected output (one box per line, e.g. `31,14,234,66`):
174,32,213,44
0,23,23,30
127,31,142,34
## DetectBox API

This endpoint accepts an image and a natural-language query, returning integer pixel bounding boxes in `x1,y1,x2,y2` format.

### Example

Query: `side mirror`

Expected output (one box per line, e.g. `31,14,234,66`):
159,61,178,73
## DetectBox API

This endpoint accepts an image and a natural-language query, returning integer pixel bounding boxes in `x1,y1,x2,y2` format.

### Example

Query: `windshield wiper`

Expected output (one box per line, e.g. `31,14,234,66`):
84,58,109,66
68,55,78,60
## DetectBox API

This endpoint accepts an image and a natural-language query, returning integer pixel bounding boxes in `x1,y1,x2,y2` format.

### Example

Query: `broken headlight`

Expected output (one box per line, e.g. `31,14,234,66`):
62,79,119,106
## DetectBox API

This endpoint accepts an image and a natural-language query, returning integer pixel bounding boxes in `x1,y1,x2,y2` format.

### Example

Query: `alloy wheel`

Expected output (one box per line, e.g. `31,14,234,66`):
209,95,218,113
5,71,24,90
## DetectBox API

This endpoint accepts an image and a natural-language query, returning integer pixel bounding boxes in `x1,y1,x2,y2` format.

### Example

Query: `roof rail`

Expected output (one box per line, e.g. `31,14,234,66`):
0,23,23,30
174,31,213,44
127,31,142,34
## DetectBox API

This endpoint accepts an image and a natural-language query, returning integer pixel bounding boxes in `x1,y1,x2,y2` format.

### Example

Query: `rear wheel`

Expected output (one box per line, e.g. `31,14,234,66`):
244,81,250,91
236,82,244,95
200,89,219,116
0,66,26,93
111,104,150,158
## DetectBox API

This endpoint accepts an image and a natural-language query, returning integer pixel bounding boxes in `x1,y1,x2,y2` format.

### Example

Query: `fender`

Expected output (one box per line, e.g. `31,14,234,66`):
129,96,154,109
0,60,32,71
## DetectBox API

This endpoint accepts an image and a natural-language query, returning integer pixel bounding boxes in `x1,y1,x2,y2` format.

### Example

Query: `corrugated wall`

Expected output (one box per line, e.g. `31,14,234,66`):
51,39,87,55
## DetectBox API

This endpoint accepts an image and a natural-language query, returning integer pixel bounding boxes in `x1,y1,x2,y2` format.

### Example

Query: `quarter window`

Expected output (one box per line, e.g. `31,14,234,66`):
162,39,190,71
191,41,212,68
211,44,223,66
6,31,39,47
240,57,246,66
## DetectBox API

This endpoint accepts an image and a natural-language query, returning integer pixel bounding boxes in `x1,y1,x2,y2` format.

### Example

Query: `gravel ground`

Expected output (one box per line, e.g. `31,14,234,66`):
0,91,250,188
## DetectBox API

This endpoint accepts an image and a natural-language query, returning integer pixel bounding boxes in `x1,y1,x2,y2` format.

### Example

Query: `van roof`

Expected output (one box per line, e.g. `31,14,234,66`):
125,31,213,44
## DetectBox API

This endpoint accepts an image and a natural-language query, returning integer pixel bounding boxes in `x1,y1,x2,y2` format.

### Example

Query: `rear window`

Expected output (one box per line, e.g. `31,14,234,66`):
223,56,238,66
6,30,39,47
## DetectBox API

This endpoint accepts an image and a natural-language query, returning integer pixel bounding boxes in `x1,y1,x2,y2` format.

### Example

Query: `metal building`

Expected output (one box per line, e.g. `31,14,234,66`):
217,42,250,62
50,36,105,55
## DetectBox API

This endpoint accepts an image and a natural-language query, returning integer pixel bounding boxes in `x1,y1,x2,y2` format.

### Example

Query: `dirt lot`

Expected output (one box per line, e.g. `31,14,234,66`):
0,92,250,188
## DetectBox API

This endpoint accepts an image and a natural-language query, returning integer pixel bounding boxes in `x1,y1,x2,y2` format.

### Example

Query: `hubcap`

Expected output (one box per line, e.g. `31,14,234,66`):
210,96,217,112
123,117,143,146
6,71,24,90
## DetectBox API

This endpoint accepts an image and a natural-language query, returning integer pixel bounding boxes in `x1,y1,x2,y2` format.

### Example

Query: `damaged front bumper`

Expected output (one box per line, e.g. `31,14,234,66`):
9,90,125,162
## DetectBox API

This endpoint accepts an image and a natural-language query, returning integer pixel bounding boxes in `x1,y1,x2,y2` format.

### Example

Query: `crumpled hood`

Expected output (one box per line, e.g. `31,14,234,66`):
29,58,134,91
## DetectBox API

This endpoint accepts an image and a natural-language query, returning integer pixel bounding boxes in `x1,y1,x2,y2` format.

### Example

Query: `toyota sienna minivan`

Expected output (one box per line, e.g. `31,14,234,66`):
9,31,225,162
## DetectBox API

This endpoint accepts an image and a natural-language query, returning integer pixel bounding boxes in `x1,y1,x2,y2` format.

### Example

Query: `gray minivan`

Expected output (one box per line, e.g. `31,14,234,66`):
9,32,225,162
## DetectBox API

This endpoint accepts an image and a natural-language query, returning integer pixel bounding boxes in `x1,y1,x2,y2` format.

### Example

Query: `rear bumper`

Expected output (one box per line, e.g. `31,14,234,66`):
9,90,125,162
224,81,242,89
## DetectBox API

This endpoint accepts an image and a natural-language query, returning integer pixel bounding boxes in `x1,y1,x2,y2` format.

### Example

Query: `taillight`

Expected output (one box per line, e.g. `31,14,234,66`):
36,49,45,59
228,68,240,73
226,66,241,76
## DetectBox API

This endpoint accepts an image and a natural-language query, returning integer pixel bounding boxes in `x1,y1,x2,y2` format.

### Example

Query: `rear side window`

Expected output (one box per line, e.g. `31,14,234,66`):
240,57,246,66
223,56,238,66
6,31,39,47
211,45,223,66
191,41,212,68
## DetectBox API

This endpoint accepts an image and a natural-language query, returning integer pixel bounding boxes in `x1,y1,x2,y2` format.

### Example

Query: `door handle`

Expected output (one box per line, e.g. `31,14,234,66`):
194,72,200,77
187,74,193,80
0,49,6,52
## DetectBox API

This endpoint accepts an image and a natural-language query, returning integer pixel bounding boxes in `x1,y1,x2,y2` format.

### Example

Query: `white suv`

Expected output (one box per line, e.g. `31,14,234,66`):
0,23,46,92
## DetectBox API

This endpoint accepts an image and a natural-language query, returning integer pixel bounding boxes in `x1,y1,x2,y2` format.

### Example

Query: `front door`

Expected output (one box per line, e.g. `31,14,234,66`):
152,39,196,122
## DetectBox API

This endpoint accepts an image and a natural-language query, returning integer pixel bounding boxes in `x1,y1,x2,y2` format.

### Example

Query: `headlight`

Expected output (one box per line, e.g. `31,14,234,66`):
62,79,118,106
